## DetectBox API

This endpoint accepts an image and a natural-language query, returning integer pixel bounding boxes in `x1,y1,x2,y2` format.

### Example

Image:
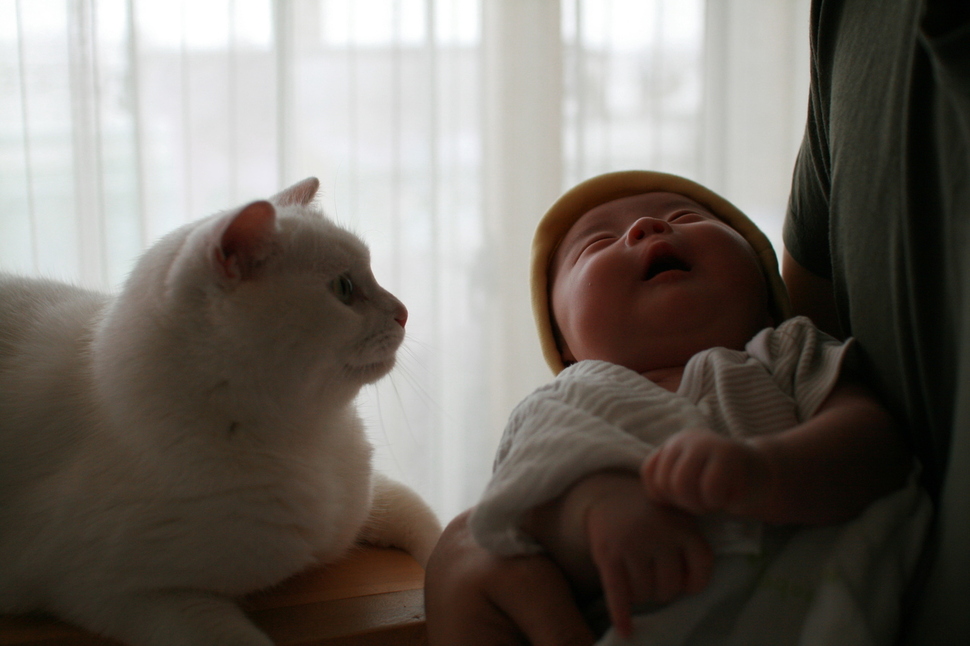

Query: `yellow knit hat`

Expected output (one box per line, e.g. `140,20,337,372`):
532,170,792,374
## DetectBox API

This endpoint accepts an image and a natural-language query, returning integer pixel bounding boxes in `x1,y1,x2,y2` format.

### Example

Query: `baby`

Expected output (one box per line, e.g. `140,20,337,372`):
470,171,931,645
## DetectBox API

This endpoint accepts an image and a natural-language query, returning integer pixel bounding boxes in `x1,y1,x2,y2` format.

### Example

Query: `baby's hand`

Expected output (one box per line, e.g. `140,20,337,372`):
583,475,713,638
641,428,774,517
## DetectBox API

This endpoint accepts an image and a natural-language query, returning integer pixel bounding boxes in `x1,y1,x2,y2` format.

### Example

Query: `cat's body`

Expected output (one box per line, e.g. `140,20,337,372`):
0,179,441,646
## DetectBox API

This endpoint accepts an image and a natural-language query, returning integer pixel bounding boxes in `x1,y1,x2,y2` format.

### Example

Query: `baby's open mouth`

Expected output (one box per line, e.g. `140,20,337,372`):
644,254,691,280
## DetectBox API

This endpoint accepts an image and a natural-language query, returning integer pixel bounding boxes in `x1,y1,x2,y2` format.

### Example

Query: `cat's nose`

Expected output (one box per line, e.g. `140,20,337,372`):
395,304,408,328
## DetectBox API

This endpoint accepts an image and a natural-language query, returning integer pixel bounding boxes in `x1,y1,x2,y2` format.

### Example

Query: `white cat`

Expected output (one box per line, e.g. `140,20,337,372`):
0,178,441,646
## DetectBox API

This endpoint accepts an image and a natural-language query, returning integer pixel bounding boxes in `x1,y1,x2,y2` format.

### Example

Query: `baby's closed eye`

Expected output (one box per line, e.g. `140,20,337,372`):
579,235,617,255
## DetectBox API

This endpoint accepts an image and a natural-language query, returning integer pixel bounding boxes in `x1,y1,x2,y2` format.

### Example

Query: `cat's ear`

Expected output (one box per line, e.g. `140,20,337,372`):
271,177,320,207
213,200,278,281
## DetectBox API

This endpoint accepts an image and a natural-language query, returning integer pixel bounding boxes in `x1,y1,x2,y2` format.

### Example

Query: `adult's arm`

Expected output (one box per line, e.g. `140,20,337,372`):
644,379,912,526
424,509,595,646
748,379,912,524
781,248,843,340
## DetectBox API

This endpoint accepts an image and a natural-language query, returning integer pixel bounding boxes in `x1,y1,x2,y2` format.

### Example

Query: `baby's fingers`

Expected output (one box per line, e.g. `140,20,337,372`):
597,558,636,639
683,535,715,594
643,444,709,513
641,443,680,503
652,552,689,604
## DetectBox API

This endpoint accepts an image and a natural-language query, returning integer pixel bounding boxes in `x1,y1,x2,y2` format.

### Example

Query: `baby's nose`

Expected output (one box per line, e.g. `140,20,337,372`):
627,217,671,243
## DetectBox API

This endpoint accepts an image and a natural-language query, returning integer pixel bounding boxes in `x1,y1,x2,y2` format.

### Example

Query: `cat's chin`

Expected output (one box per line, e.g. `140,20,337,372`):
345,357,397,384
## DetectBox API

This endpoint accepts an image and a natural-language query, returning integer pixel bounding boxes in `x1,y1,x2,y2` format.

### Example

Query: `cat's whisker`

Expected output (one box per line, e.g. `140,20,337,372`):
363,385,409,478
383,375,425,448
397,335,436,359
391,346,428,382
387,352,440,412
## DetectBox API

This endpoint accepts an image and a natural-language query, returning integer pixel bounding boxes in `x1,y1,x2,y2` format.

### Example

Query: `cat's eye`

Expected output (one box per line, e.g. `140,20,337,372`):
331,275,354,304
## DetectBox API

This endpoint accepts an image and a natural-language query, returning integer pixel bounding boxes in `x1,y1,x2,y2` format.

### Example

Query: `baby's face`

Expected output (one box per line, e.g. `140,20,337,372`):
549,192,771,374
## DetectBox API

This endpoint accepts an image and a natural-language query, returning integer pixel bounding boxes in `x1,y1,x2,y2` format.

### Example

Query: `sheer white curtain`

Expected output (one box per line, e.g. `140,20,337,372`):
0,0,809,521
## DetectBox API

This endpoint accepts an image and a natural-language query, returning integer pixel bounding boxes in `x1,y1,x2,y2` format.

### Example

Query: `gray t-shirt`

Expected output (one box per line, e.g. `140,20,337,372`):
783,0,969,497
782,0,970,640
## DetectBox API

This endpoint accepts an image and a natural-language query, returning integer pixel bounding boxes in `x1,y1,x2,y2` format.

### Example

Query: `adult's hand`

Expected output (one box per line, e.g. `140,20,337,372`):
425,509,596,646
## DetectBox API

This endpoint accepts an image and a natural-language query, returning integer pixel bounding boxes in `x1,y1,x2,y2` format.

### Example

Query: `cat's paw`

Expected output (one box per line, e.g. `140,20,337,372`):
359,473,442,568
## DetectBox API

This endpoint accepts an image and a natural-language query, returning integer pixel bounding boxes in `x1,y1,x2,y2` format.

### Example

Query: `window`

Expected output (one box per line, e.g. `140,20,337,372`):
0,0,809,520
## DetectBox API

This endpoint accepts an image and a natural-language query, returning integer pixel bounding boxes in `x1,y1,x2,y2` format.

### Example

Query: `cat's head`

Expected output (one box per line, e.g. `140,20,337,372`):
97,178,407,418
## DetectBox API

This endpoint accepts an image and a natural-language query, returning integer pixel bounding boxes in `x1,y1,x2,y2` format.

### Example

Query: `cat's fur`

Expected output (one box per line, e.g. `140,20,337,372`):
0,178,441,646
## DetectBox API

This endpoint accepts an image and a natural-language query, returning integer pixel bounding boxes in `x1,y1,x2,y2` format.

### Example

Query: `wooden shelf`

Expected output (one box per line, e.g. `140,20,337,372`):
0,547,427,646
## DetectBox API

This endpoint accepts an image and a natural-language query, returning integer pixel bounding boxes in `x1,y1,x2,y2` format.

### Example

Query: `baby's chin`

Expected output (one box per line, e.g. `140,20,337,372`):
566,351,685,379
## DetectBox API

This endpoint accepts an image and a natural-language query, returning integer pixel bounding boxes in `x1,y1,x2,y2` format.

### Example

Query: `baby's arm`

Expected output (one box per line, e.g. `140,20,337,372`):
522,471,714,638
642,379,912,525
